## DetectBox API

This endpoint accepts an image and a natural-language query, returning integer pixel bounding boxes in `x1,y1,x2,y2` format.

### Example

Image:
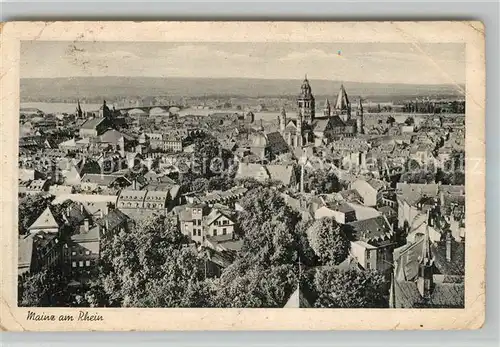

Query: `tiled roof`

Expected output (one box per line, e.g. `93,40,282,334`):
266,132,289,155
96,209,129,232
71,225,100,243
266,164,296,186
396,183,439,206
80,117,106,130
431,240,465,276
81,174,130,187
346,215,393,243
99,129,134,144
394,281,464,308
28,206,59,231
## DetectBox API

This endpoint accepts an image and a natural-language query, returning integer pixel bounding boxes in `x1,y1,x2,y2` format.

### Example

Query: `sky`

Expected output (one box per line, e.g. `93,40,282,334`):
21,41,465,85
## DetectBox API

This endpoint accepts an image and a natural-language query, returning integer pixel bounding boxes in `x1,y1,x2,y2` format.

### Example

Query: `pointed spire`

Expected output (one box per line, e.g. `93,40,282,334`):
281,106,287,117
358,98,363,113
335,84,350,110
76,99,83,118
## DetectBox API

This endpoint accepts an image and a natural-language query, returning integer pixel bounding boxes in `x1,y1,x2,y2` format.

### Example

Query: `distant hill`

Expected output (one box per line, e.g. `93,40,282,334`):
20,76,465,102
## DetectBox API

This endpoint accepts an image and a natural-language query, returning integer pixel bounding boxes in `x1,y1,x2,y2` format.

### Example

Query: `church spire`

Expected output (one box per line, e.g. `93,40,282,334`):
323,98,331,117
76,99,83,118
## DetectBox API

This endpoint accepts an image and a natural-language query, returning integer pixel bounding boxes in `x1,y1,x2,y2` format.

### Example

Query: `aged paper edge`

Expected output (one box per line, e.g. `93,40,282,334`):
0,21,485,331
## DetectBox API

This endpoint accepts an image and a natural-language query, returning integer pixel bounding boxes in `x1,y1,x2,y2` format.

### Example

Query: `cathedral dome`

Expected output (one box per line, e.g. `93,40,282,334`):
251,132,268,147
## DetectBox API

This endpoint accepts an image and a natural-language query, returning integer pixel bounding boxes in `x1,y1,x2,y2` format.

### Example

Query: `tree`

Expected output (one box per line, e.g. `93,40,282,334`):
192,134,233,178
307,217,350,265
18,268,66,307
304,169,340,194
404,117,415,126
18,194,55,234
386,116,396,127
210,262,297,308
92,214,200,307
313,267,386,308
191,177,209,193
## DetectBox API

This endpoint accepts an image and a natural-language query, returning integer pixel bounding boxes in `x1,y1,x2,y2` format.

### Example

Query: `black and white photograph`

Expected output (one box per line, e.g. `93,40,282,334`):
0,22,485,332
16,38,469,310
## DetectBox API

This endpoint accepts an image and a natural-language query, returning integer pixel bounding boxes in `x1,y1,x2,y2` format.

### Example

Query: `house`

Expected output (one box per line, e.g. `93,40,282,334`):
64,220,100,276
390,228,464,308
344,216,395,273
20,179,50,195
200,246,235,278
96,208,130,236
205,207,236,238
145,132,183,152
116,188,179,219
79,117,111,138
19,168,44,181
18,232,60,278
177,203,210,243
196,186,248,207
48,184,74,196
58,138,78,153
314,201,356,224
350,178,387,207
80,173,131,192
28,206,60,234
235,162,298,187
396,183,440,230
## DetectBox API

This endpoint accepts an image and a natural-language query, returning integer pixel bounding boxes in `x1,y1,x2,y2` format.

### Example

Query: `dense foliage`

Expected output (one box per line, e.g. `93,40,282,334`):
18,193,54,235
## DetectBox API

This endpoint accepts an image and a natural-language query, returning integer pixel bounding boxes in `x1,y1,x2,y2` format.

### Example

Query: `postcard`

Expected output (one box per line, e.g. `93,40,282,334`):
0,21,485,331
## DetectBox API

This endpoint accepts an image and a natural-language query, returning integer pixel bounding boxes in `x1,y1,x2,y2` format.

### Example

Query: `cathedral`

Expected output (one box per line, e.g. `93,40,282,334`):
278,76,365,148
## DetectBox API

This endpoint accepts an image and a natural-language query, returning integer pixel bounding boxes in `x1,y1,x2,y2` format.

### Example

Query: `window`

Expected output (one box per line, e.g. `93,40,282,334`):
72,261,76,268
197,219,202,226
198,229,202,236
222,220,228,225
192,230,196,237
223,228,227,235
79,261,84,267
213,230,217,236
71,251,76,256
85,260,90,267
366,262,371,270
366,251,371,260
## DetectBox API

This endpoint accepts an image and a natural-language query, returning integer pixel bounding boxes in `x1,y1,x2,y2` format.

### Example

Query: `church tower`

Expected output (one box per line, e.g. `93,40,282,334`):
323,98,331,117
334,84,351,122
417,212,435,299
356,98,364,134
297,75,315,125
76,99,83,119
279,106,287,133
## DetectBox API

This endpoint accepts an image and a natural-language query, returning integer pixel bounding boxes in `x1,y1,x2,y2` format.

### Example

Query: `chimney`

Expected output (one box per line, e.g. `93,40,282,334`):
66,205,71,217
105,204,109,215
80,204,84,214
105,219,109,232
83,218,89,233
445,230,452,262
